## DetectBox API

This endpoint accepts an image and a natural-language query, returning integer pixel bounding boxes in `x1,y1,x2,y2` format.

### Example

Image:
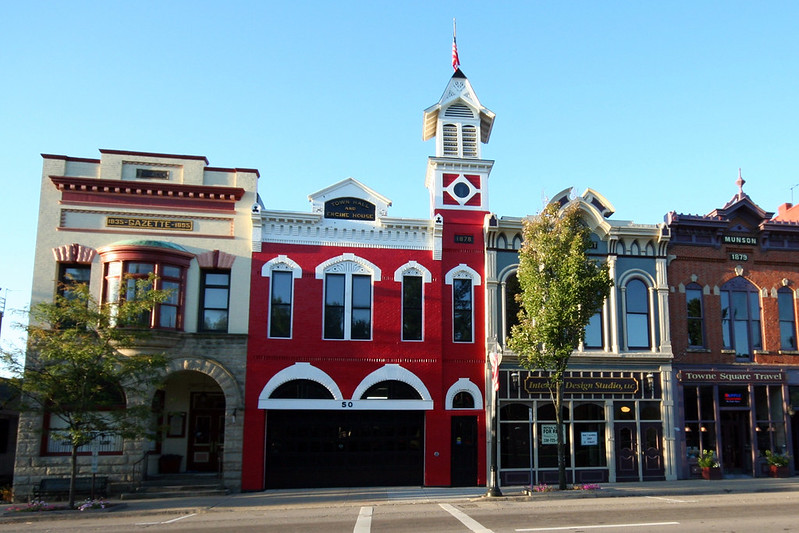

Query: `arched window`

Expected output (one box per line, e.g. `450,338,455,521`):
721,277,761,358
779,287,797,350
263,256,302,339
625,279,650,349
504,272,521,342
452,391,475,409
446,265,481,343
361,380,422,400
686,283,705,348
316,254,380,341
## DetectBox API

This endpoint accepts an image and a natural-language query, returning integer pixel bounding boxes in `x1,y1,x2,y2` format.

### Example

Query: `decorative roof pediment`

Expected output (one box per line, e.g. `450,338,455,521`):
308,177,392,219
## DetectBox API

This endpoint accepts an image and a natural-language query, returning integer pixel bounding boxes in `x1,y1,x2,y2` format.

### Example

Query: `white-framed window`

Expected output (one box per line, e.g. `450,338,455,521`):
262,255,302,339
445,264,481,343
624,278,651,349
394,262,432,342
316,254,381,341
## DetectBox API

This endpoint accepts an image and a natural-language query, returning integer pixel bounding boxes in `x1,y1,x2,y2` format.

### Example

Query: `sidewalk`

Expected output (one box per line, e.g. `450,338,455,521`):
3,477,799,522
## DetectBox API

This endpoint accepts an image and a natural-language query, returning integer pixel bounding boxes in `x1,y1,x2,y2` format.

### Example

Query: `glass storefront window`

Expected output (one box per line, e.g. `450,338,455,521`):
614,402,635,421
575,422,606,467
684,387,699,420
700,386,715,420
719,386,748,407
639,401,660,420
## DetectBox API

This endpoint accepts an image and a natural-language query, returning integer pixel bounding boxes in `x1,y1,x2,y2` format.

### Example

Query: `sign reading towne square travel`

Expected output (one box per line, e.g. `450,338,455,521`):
678,370,785,383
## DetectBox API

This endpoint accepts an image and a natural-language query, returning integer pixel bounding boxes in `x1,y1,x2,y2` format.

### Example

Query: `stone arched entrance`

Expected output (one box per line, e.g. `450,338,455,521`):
149,358,243,490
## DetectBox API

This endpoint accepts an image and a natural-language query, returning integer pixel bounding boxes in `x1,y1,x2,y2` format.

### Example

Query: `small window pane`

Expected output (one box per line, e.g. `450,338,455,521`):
584,312,602,348
204,287,229,308
205,273,229,285
162,281,180,304
626,280,648,313
162,265,181,278
128,263,154,275
159,305,177,328
627,315,649,348
325,274,345,306
403,275,423,341
270,271,292,338
203,310,228,331
351,275,371,307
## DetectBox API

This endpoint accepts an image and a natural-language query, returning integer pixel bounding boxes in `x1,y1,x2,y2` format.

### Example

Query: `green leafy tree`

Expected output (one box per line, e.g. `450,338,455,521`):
2,277,168,508
507,203,613,490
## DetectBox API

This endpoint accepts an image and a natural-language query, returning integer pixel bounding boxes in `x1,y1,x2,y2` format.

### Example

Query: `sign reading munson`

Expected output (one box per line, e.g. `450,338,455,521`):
106,216,194,231
524,376,639,395
324,197,376,221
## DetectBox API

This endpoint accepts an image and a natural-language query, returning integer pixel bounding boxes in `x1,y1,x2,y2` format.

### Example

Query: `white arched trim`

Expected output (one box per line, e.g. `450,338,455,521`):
315,252,381,281
445,264,482,286
393,261,432,283
258,363,343,409
497,264,519,283
445,378,483,410
262,255,303,278
350,364,433,410
617,268,656,289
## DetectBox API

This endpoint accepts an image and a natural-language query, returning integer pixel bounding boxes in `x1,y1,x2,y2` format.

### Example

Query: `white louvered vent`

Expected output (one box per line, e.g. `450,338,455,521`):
444,104,474,118
462,125,477,157
443,124,458,156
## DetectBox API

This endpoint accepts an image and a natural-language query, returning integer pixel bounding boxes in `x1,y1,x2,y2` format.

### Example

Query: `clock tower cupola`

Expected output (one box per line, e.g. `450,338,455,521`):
423,68,495,217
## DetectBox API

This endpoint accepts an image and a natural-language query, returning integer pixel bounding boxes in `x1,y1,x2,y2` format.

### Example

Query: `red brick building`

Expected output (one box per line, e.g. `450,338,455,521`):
667,174,799,478
241,69,494,489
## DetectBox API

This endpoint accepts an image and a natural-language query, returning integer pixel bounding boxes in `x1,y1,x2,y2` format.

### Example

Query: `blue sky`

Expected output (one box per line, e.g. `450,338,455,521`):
2,1,799,353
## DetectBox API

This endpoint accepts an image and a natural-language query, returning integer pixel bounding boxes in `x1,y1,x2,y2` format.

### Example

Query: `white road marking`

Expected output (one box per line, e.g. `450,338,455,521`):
439,503,494,533
516,522,680,531
645,496,698,503
135,512,198,525
353,506,373,533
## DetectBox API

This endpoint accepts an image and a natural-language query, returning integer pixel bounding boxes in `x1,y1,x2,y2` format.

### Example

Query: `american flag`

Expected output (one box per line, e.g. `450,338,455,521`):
452,34,460,71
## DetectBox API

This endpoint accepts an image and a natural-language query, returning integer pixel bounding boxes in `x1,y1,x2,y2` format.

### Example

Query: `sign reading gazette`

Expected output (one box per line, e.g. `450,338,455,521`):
106,217,193,231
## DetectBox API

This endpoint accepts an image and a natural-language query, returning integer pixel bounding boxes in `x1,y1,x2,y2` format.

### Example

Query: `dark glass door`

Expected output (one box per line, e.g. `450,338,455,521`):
451,416,478,486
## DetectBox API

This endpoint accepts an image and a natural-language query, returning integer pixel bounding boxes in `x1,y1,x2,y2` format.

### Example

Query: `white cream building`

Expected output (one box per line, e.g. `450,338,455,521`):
14,149,258,498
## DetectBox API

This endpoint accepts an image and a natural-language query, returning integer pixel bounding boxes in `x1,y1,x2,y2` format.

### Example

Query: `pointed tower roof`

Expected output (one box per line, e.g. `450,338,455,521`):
422,69,495,143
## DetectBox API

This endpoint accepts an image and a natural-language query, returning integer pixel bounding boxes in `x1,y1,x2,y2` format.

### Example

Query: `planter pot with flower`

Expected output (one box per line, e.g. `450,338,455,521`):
765,450,791,478
697,449,721,480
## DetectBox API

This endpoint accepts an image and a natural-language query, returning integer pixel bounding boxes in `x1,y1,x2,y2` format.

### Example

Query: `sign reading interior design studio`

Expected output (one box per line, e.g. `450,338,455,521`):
324,197,376,221
523,376,639,395
106,217,194,231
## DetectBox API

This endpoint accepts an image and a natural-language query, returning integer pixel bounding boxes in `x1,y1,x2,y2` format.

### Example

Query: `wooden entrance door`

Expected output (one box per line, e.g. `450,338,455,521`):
640,422,665,480
187,392,225,472
615,423,639,481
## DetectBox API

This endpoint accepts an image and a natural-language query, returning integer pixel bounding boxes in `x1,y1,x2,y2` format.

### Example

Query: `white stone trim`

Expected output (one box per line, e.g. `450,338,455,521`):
393,261,432,283
445,378,483,410
315,253,381,281
445,264,482,286
262,255,302,278
258,363,343,408
352,364,433,402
